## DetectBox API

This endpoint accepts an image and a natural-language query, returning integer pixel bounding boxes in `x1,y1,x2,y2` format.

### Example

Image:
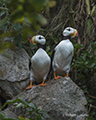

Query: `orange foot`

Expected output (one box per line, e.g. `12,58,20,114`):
39,83,47,86
54,76,60,80
64,73,68,77
26,85,35,90
54,72,60,80
39,79,47,86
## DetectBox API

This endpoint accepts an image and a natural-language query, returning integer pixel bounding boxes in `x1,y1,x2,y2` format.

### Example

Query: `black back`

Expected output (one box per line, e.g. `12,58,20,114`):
62,35,71,40
37,43,46,50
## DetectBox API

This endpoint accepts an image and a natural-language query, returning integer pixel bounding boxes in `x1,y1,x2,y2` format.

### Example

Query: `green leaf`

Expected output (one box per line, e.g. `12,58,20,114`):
32,112,41,120
86,18,93,35
28,0,49,11
88,116,94,120
13,23,22,31
91,6,96,16
0,16,9,27
18,116,29,120
0,7,8,11
14,35,22,48
27,102,37,110
0,112,18,120
35,14,47,25
0,98,27,109
11,11,24,23
16,103,24,108
49,1,56,7
38,109,50,118
0,11,6,17
36,115,41,120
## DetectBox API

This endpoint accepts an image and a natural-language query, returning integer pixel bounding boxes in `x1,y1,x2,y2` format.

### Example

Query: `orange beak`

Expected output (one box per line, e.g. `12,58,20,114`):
30,36,36,45
71,29,78,38
30,38,33,43
76,30,78,36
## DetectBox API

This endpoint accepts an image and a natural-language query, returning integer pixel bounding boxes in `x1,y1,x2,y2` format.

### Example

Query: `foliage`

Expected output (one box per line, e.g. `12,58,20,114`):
85,0,96,35
0,0,48,37
0,98,50,120
72,41,96,120
72,41,96,81
0,0,56,54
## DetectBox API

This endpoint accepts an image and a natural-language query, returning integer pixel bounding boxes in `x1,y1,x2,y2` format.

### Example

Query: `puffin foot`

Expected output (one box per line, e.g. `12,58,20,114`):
39,79,47,86
39,83,47,86
26,81,35,90
54,76,60,80
54,72,60,80
26,85,35,90
64,73,68,77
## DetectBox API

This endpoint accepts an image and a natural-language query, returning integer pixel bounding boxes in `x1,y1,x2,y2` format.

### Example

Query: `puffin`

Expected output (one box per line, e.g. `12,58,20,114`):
26,35,51,90
52,27,78,79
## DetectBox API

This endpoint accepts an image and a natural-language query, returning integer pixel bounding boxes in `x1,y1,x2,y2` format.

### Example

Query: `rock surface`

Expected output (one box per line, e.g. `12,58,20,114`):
3,77,88,120
0,48,30,99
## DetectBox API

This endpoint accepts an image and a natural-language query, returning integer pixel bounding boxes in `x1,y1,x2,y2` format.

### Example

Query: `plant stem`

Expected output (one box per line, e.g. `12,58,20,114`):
69,0,73,27
85,0,90,15
91,6,96,16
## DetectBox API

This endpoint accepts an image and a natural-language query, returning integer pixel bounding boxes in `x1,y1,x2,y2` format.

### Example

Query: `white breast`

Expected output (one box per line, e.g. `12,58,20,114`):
31,48,51,83
53,39,74,74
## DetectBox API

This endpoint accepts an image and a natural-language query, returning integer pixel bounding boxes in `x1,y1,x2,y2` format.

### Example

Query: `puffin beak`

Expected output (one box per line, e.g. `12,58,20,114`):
30,36,37,45
71,29,78,38
30,38,33,43
75,30,78,36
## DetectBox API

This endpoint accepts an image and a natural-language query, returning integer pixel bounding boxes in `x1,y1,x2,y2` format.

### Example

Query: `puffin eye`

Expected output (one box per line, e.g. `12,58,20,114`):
67,28,70,31
39,37,42,39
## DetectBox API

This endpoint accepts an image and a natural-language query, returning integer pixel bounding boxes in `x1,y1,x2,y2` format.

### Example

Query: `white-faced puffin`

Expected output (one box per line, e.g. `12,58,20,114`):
52,27,78,79
26,35,51,90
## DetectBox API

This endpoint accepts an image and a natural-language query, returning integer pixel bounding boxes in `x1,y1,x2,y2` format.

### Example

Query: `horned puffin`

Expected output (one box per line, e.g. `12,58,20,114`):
52,27,78,79
26,35,51,90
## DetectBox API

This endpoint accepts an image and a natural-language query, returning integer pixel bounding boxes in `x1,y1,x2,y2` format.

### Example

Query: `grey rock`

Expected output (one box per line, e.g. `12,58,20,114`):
2,77,88,120
0,47,30,99
2,108,17,118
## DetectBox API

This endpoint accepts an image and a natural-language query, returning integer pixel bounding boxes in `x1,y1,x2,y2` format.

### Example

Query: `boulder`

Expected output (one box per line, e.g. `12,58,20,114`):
2,77,88,120
0,47,30,99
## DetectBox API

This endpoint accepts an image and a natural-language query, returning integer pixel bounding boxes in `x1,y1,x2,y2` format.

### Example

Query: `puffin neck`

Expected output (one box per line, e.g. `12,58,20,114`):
37,43,46,50
63,35,71,40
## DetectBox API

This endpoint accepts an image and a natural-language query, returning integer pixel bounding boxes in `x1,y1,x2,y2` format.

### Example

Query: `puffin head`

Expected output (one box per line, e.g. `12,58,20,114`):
30,35,46,45
63,27,78,38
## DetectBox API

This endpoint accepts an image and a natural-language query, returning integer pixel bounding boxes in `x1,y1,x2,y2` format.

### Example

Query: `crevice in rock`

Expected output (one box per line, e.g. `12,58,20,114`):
0,95,8,110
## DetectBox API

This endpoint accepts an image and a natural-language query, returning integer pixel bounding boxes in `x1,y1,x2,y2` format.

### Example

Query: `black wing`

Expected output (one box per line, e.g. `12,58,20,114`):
29,59,31,70
47,49,56,79
50,49,56,72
